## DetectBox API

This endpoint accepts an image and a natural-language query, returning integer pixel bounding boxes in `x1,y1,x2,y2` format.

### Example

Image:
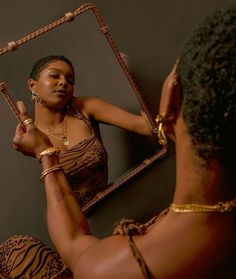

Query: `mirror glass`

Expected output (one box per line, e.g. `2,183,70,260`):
0,4,164,213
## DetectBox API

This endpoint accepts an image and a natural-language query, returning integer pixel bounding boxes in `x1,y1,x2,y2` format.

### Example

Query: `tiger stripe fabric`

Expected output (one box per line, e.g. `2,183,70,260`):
0,235,72,278
59,107,108,208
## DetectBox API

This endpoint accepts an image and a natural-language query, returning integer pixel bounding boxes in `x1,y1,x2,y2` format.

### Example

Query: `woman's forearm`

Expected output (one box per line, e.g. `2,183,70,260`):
40,155,90,264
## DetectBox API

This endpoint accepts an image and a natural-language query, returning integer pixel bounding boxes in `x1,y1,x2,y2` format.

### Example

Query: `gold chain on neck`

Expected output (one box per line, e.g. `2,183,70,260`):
170,198,236,213
36,119,69,147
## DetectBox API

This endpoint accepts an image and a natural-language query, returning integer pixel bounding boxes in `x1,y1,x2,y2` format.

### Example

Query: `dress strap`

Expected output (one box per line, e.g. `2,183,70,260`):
67,101,91,125
112,219,157,278
112,210,170,279
67,101,101,135
126,234,156,279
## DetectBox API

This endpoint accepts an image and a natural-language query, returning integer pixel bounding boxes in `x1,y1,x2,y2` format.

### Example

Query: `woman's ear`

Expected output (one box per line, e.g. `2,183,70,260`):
27,79,36,92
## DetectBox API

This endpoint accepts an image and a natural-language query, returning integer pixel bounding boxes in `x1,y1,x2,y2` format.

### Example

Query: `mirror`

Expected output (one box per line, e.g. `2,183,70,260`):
0,3,167,214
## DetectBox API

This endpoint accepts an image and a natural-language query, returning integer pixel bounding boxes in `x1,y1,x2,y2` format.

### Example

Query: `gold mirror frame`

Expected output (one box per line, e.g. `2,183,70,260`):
0,2,168,213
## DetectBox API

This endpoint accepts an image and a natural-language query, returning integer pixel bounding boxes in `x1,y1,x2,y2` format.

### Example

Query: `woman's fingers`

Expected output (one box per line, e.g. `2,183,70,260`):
12,124,24,148
17,100,27,116
15,123,25,135
16,100,34,128
159,62,181,114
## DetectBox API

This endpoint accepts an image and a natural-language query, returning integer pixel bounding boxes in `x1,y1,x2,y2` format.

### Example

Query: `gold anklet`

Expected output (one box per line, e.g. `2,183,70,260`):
170,198,236,213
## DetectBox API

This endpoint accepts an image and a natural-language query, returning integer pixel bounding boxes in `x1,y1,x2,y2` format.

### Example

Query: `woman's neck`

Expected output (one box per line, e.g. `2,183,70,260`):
34,104,66,128
172,119,236,205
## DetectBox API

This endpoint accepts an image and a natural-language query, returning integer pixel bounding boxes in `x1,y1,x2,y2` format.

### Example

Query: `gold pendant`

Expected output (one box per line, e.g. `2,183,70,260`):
64,140,70,146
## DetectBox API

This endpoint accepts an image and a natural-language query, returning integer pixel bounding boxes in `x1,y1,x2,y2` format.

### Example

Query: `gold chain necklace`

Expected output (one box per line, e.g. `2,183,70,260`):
37,119,70,147
170,198,236,213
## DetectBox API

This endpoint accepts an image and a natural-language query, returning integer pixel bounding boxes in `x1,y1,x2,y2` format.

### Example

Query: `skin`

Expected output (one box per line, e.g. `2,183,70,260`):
13,64,236,278
28,60,152,152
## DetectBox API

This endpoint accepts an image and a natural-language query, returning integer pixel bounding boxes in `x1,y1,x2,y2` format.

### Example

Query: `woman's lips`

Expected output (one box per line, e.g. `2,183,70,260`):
53,90,67,96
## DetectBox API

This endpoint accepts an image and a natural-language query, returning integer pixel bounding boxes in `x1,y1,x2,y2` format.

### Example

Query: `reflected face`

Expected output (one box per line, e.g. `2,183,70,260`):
29,60,75,109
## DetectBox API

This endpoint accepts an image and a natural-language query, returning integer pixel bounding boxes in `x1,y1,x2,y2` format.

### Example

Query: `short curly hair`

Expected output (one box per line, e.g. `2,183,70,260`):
29,55,75,80
177,5,236,166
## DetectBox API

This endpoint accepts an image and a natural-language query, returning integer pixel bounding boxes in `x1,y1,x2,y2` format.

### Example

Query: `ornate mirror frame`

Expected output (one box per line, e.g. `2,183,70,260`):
0,3,167,214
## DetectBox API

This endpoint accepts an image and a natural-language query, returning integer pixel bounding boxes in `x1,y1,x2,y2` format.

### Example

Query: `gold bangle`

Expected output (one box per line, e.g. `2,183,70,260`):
40,165,63,182
36,147,60,162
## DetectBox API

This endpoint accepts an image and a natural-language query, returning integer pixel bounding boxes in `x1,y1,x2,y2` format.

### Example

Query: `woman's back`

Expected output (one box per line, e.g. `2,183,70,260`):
140,210,236,278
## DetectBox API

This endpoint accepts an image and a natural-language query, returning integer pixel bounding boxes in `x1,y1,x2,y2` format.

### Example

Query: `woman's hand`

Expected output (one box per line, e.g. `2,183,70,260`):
13,101,53,158
159,61,180,115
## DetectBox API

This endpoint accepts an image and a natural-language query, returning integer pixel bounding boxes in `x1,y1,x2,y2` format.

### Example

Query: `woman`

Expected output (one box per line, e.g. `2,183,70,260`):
0,55,152,278
5,5,236,278
28,55,152,207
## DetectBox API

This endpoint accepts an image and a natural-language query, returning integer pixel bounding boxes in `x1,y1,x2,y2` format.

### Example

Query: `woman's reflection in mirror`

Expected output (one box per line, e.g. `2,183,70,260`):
27,55,152,208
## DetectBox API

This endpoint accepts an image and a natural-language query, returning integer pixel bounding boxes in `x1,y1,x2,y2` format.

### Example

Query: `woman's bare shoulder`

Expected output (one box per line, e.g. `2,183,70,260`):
73,96,104,116
73,96,101,107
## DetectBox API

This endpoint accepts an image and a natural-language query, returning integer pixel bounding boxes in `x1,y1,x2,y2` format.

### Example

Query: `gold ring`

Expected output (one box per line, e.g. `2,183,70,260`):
23,118,34,126
155,113,166,124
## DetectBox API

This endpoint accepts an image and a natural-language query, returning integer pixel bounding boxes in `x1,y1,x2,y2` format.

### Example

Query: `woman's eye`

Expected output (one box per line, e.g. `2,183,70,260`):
50,73,59,78
67,79,75,86
49,73,74,85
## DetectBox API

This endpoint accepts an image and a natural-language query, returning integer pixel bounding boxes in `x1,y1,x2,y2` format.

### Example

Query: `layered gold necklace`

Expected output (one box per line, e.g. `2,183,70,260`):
170,198,236,213
37,119,70,147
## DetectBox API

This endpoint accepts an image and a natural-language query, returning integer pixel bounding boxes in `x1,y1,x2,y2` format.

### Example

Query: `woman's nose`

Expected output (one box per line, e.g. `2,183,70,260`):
58,77,68,87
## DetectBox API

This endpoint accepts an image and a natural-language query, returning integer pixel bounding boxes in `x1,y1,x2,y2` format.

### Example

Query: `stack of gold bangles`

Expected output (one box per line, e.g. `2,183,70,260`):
21,118,64,182
36,147,62,182
40,165,63,182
